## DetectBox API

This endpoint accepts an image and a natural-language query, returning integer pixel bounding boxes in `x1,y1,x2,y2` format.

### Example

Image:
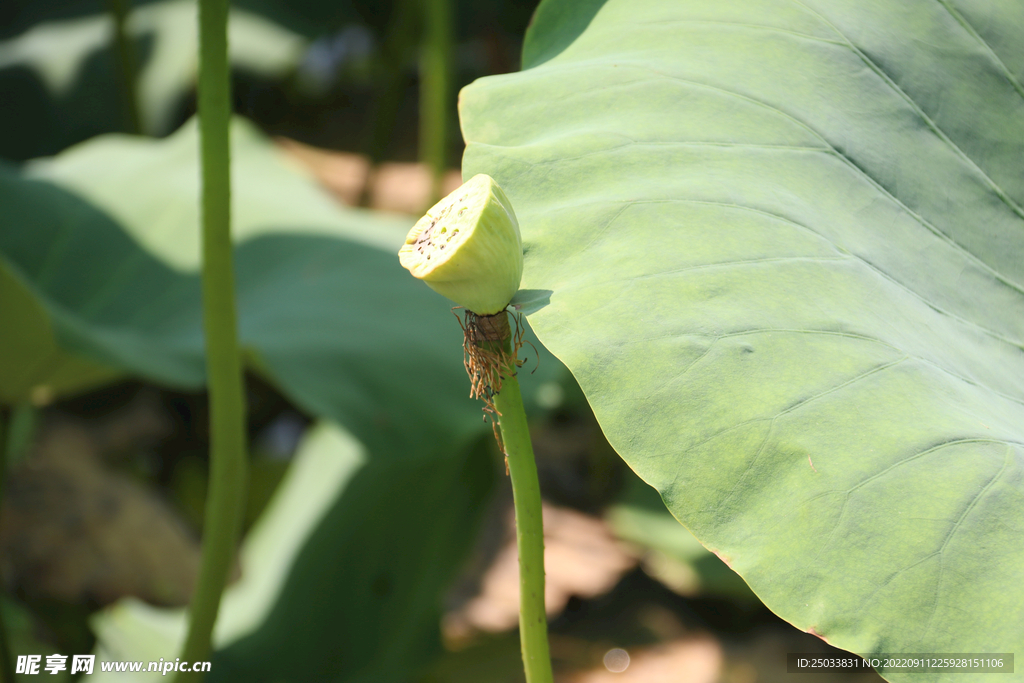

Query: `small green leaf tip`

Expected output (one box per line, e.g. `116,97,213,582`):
399,174,523,315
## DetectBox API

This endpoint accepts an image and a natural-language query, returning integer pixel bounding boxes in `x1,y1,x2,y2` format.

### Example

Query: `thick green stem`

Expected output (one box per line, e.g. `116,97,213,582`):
0,409,14,683
175,0,248,679
419,0,451,205
486,330,554,683
107,0,141,134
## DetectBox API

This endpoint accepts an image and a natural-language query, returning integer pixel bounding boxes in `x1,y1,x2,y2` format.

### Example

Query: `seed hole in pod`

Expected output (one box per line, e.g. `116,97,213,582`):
427,255,431,260
440,227,446,233
458,208,466,217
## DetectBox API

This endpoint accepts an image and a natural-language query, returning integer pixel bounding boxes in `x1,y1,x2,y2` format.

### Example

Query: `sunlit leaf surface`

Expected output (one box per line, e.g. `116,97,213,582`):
460,0,1024,673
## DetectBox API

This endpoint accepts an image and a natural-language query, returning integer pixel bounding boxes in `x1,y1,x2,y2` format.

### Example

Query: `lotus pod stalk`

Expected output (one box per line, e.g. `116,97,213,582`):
399,175,553,683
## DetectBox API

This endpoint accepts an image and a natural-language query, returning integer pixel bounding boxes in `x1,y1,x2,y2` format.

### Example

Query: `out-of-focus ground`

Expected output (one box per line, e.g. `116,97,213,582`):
276,137,464,212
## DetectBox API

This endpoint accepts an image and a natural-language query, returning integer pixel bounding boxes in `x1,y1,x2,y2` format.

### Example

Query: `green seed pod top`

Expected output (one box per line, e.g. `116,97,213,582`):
399,174,523,315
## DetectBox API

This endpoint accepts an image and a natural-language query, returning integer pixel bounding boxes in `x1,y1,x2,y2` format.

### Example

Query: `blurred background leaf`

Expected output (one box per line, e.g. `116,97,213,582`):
0,0,537,161
0,109,572,682
0,115,497,680
1,117,482,455
0,0,305,156
86,421,495,683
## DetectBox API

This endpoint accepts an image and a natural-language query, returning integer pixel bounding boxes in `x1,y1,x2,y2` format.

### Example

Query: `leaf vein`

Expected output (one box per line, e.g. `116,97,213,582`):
791,0,1024,222
924,446,1013,634
711,356,909,515
934,0,1024,102
633,18,846,48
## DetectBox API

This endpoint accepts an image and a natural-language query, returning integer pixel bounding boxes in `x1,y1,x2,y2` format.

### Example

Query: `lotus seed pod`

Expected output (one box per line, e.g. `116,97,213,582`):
399,174,523,315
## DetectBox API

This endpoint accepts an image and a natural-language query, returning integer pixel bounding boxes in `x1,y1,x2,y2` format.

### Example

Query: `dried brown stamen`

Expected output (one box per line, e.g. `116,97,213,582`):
454,308,530,471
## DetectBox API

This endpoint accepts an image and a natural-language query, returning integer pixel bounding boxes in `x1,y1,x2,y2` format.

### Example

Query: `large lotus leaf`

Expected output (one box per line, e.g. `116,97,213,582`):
460,0,1024,674
0,117,483,457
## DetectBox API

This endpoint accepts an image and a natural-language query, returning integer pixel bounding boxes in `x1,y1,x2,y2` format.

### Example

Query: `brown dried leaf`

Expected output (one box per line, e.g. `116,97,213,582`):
274,138,370,206
275,137,462,213
561,636,723,683
444,502,637,640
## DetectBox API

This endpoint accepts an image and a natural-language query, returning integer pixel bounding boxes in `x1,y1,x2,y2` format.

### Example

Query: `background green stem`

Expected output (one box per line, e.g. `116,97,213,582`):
107,0,141,134
0,409,14,683
419,0,451,206
364,0,420,163
175,0,248,678
488,332,554,683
